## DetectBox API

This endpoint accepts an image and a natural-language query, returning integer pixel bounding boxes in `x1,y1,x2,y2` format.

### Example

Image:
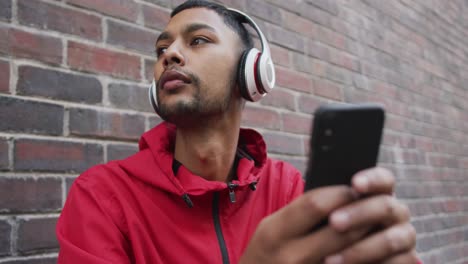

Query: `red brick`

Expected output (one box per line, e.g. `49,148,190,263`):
69,108,146,140
281,112,312,134
246,0,282,25
401,149,426,165
307,0,339,15
18,0,102,41
313,79,342,100
323,63,352,85
0,219,11,256
0,97,64,136
0,60,9,93
148,115,163,128
263,132,304,155
65,177,76,197
280,156,307,175
142,5,170,31
143,0,171,8
17,66,102,104
395,183,435,199
291,52,313,74
276,67,313,93
310,59,327,77
369,80,397,99
217,0,245,9
266,24,306,52
0,0,11,21
308,41,330,61
460,158,468,169
385,116,405,132
299,1,331,26
107,144,138,161
107,20,159,55
329,50,360,72
0,177,62,212
0,27,62,65
14,139,103,172
378,147,395,163
298,94,323,114
108,83,153,112
68,41,141,80
0,138,9,170
242,105,280,130
443,200,462,213
361,61,387,82
68,0,139,22
260,88,296,111
270,44,290,68
17,217,59,254
145,59,156,81
414,137,434,152
427,154,458,168
281,9,317,38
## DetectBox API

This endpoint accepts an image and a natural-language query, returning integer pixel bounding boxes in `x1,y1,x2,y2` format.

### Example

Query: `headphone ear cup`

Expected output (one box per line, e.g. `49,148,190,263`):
148,80,160,115
238,48,263,102
237,50,251,101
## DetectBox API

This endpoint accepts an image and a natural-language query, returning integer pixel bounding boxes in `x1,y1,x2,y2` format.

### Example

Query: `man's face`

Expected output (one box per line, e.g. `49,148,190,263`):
154,8,242,124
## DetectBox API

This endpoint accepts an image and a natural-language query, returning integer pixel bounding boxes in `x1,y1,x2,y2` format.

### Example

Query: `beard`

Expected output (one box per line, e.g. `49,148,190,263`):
156,68,236,126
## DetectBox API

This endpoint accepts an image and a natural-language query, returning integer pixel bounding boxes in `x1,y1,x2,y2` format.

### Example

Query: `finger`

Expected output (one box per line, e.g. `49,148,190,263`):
265,186,356,241
283,225,372,263
330,195,411,232
352,167,395,195
324,223,417,264
381,250,419,264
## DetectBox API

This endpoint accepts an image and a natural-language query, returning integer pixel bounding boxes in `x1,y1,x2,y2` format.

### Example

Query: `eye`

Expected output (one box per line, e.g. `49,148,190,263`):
155,47,167,58
190,37,209,46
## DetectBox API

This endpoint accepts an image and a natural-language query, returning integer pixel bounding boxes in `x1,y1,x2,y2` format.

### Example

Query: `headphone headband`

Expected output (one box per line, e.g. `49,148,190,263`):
227,8,271,57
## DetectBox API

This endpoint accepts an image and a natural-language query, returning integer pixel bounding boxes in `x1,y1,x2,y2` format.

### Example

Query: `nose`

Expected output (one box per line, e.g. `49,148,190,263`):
163,43,185,68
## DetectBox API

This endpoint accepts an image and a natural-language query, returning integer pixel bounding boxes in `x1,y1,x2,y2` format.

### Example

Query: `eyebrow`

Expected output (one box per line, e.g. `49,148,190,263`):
155,23,217,45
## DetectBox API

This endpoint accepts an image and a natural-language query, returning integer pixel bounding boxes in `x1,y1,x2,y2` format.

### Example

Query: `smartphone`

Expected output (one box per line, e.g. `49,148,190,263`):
304,104,385,191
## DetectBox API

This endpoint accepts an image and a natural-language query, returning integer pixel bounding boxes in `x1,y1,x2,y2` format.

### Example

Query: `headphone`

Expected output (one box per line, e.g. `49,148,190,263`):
149,7,275,114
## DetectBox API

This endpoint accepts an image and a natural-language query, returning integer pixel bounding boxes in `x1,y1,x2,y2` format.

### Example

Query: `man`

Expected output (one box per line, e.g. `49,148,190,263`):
57,1,418,263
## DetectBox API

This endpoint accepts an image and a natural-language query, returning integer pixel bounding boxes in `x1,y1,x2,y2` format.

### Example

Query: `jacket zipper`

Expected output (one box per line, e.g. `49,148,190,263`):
212,192,230,264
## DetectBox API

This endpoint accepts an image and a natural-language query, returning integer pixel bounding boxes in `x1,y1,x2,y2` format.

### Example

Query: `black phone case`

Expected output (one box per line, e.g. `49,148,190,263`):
304,104,385,191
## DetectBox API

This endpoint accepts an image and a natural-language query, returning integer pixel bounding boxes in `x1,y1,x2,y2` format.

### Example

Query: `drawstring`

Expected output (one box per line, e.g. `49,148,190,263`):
182,193,194,208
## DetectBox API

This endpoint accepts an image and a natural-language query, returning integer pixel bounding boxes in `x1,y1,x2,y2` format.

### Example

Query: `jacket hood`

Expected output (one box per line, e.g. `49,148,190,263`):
118,122,267,204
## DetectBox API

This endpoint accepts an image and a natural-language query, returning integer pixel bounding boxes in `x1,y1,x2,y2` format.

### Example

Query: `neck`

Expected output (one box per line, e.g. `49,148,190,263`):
174,111,242,182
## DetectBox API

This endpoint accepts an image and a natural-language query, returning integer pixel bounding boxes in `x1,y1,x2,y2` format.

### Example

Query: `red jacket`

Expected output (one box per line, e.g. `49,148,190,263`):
57,122,304,264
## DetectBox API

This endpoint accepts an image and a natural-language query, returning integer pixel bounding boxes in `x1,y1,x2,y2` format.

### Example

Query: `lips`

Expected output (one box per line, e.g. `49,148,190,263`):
159,70,192,91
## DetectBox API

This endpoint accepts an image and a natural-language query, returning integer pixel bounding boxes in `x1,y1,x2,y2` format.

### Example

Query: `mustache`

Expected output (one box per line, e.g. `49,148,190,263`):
156,67,200,90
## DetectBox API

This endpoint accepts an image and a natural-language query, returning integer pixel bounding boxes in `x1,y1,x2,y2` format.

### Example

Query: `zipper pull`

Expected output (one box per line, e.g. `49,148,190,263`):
182,193,194,208
249,181,257,191
228,183,238,203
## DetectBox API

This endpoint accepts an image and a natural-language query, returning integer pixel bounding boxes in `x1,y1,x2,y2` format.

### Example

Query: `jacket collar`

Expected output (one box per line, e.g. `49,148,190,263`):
137,122,267,196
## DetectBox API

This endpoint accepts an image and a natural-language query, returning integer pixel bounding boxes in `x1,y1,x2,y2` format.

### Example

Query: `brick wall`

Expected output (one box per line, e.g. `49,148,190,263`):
0,0,467,263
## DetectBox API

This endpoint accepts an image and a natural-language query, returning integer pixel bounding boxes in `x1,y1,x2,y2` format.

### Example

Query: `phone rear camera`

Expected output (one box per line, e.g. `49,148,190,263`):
321,145,331,152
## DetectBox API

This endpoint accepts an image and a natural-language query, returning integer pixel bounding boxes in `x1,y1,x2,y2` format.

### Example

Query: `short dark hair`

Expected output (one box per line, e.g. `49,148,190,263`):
171,0,254,50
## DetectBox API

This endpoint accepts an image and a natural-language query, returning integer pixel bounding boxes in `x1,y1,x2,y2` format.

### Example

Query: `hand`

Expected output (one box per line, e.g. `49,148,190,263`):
324,167,418,263
240,185,366,264
239,167,418,264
